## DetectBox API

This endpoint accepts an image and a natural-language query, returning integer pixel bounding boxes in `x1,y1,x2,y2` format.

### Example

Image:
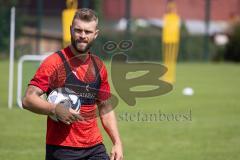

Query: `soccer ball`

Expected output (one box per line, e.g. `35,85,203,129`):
182,87,194,96
47,87,81,121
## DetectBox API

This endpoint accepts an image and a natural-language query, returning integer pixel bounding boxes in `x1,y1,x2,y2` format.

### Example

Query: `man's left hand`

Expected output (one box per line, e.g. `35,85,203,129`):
110,143,123,160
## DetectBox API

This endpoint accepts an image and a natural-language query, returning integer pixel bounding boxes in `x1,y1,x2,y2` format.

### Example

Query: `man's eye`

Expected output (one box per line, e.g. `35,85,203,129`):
85,31,91,34
74,29,81,33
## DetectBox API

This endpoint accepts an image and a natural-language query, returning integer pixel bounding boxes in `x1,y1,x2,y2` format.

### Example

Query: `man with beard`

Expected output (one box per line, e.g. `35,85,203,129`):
22,8,123,160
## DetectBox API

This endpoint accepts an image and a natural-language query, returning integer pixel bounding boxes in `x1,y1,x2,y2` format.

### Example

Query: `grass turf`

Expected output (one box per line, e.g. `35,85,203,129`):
0,60,240,160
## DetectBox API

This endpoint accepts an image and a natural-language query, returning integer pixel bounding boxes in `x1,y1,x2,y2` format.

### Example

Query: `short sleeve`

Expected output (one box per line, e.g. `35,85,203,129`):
29,53,64,93
97,63,111,102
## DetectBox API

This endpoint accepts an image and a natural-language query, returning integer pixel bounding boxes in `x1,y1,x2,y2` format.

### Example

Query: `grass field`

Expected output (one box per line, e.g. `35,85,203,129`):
0,60,240,160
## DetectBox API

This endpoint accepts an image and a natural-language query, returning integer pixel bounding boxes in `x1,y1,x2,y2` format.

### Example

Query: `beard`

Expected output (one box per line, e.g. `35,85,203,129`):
71,37,93,54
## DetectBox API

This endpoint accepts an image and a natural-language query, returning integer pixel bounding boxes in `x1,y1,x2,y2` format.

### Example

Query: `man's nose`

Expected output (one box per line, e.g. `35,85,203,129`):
79,31,86,38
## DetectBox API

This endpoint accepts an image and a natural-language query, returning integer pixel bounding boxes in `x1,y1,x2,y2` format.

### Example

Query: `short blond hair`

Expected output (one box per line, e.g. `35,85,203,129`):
73,8,98,25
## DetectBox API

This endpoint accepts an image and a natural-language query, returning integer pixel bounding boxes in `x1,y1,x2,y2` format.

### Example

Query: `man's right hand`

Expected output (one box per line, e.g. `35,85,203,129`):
55,104,82,125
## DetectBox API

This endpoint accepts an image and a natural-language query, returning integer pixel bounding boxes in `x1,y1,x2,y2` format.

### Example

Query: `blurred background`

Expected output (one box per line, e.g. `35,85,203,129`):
0,0,239,61
0,0,240,160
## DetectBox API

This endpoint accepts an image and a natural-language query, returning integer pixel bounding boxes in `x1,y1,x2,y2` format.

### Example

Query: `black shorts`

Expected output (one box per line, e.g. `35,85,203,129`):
45,143,110,160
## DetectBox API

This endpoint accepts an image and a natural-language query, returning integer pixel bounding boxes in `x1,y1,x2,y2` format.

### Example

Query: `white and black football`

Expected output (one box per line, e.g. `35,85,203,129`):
47,87,81,121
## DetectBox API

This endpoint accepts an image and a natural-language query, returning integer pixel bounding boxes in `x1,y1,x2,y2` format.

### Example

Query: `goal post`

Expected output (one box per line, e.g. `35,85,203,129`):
17,54,50,108
8,7,15,109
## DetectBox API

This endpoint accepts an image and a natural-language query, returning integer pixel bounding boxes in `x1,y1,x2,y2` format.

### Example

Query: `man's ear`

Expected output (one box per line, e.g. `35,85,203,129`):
70,25,73,35
94,29,99,39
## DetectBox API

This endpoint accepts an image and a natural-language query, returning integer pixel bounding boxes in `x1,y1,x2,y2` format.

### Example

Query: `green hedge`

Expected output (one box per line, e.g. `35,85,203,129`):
0,1,22,57
91,30,216,62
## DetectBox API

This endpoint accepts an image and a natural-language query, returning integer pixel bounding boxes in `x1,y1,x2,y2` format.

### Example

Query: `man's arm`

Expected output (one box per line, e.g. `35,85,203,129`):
98,100,123,160
22,85,80,124
22,85,55,115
